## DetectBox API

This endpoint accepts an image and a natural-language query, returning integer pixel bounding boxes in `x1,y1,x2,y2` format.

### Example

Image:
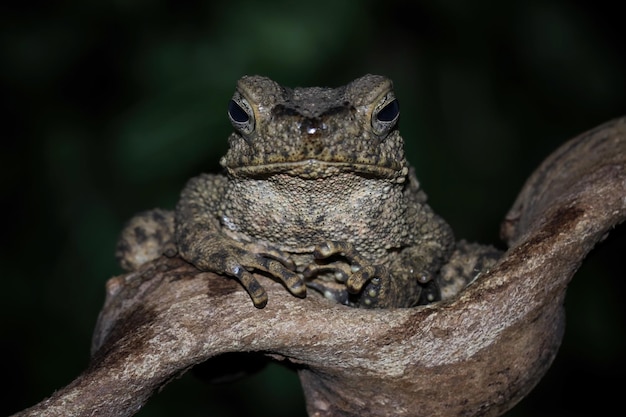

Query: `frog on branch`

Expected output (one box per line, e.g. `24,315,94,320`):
116,75,458,309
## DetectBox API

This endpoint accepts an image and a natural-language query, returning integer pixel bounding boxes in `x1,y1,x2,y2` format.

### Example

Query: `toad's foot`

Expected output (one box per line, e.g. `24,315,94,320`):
182,241,305,309
302,241,391,307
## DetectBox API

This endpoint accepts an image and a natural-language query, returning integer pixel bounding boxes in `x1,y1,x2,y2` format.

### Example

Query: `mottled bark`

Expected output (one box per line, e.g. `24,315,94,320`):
12,117,626,417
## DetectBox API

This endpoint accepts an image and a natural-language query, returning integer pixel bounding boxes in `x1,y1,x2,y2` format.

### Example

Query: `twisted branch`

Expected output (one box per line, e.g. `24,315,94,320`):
13,117,626,417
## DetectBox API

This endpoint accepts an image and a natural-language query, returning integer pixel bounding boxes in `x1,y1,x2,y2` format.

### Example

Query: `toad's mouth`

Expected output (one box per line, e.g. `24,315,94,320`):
225,159,407,180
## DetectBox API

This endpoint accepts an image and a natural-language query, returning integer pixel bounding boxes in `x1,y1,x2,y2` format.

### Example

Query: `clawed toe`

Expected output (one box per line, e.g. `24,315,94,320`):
229,264,268,309
306,241,388,305
303,262,352,282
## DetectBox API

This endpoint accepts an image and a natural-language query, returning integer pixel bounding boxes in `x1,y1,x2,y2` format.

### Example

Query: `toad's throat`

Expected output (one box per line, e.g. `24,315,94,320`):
226,159,407,180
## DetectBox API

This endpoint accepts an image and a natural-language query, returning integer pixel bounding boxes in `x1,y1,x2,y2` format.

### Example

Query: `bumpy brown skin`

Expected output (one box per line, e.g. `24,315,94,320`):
115,208,176,271
117,75,455,309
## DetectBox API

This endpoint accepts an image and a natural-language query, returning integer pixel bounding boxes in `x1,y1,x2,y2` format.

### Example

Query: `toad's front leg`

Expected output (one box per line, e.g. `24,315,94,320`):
181,236,305,308
303,241,428,308
175,174,306,308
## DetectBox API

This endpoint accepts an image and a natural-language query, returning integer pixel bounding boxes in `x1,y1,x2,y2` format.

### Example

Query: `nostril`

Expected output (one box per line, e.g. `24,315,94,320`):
299,118,327,136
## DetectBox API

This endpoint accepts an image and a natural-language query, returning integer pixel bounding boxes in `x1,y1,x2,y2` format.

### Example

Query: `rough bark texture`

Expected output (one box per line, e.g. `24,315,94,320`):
12,117,626,417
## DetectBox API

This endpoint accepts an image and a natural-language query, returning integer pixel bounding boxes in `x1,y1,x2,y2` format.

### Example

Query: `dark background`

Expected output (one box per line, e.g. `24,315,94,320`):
1,0,625,416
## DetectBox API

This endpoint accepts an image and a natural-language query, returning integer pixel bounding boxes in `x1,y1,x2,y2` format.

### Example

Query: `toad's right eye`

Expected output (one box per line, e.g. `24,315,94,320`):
228,93,255,134
228,100,249,123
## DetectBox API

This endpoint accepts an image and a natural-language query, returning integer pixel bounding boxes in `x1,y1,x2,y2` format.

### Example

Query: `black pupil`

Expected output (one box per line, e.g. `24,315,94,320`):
377,99,399,122
228,100,249,123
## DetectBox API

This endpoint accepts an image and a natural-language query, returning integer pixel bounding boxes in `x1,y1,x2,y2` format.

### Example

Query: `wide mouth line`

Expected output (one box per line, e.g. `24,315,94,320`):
227,159,402,178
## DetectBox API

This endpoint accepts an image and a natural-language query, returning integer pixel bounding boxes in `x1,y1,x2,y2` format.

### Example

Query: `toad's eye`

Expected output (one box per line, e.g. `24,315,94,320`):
377,99,399,122
228,93,255,134
371,94,399,135
228,100,248,123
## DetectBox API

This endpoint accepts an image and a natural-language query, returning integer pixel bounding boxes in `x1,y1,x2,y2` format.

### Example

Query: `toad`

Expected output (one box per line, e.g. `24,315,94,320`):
116,75,455,309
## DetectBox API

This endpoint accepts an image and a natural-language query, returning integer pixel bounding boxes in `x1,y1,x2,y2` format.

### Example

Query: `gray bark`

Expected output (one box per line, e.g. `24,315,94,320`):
12,117,626,417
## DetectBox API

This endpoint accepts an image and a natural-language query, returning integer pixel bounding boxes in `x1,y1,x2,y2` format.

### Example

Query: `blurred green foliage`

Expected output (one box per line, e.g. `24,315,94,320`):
1,0,624,416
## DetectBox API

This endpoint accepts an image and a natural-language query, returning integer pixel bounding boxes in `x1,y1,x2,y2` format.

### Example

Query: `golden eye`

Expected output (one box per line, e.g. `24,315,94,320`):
228,92,255,134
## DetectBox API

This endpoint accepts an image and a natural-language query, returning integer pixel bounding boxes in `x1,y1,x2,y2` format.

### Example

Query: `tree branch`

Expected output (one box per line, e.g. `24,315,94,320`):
12,117,626,417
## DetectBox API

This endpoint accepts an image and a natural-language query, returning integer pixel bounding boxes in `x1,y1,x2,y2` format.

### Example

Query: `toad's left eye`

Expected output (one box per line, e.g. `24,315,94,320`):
377,99,399,122
372,95,399,135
